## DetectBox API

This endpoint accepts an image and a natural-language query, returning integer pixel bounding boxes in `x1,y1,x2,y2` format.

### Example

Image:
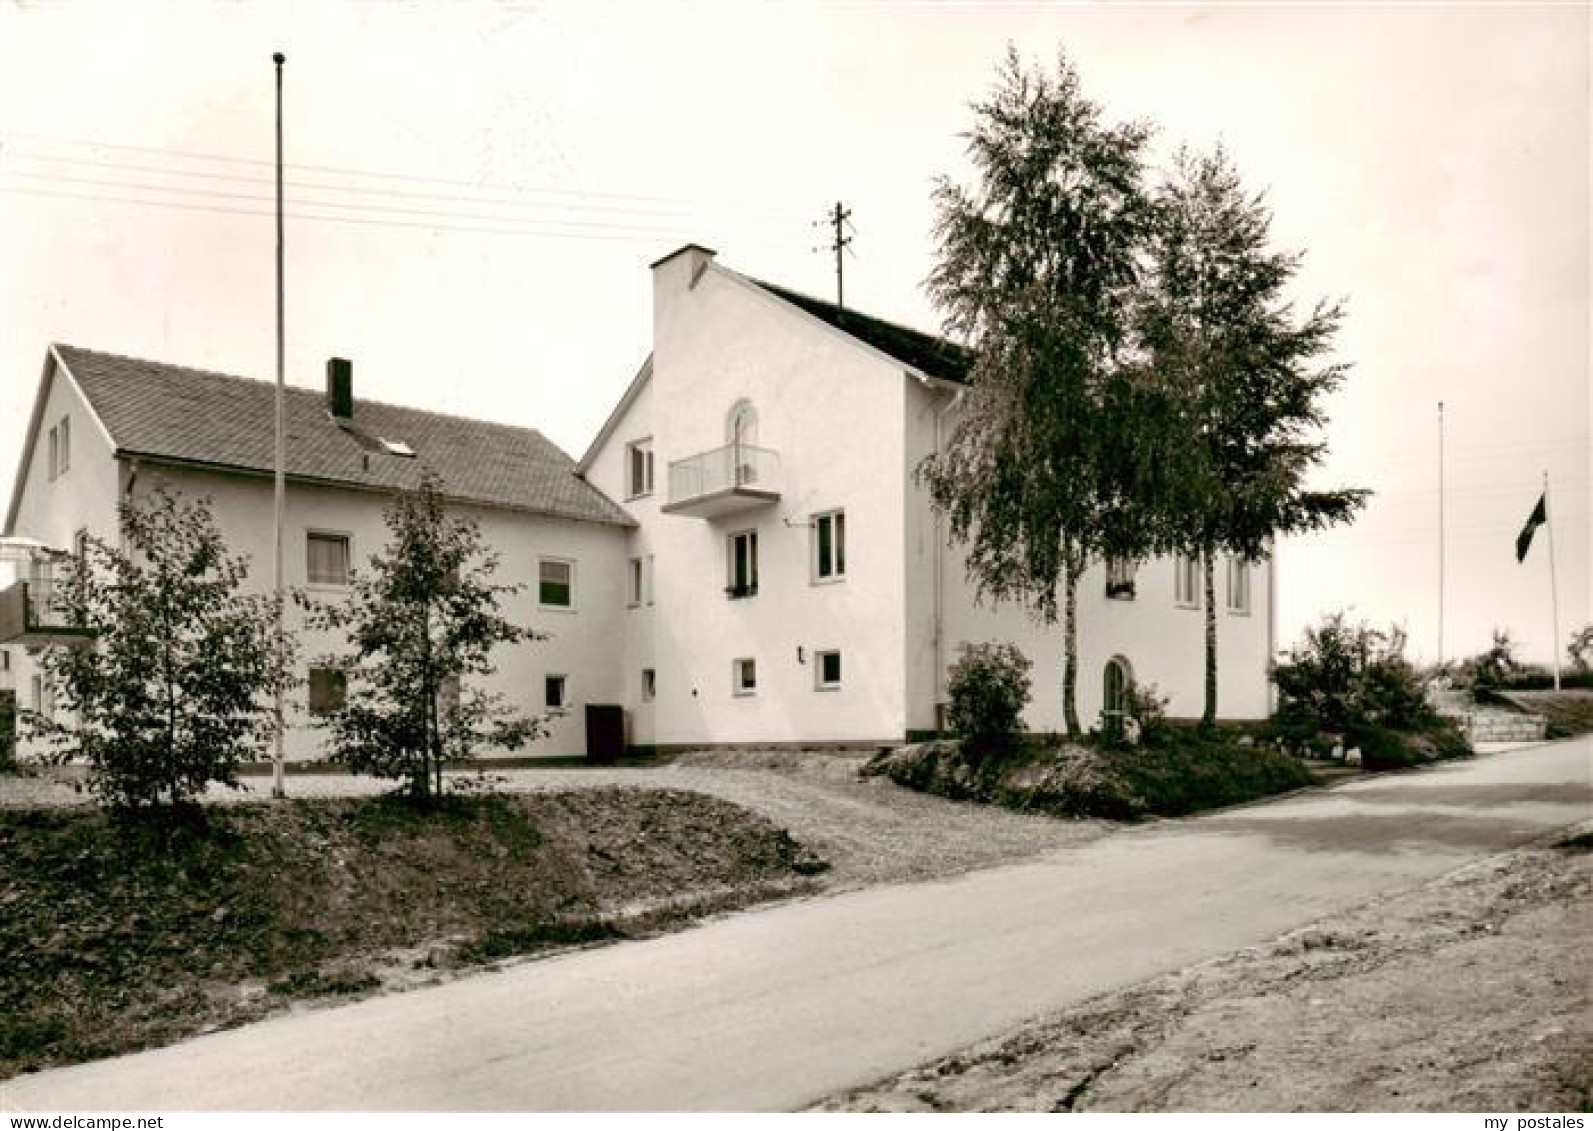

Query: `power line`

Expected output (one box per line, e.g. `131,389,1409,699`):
2,131,812,219
0,167,812,244
0,182,812,250
3,149,811,227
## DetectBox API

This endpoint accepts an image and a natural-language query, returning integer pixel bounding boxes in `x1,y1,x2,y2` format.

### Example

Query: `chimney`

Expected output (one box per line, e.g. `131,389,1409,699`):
326,357,353,419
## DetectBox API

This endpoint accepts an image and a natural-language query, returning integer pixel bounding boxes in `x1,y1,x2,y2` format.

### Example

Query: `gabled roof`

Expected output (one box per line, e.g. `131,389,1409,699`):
576,354,652,475
751,280,972,384
47,345,632,527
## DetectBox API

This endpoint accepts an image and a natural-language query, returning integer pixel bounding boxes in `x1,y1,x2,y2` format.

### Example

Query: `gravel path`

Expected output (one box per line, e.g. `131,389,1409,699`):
0,750,1109,892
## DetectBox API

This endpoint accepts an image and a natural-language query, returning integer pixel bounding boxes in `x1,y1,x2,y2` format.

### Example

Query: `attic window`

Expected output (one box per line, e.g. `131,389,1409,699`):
379,438,415,458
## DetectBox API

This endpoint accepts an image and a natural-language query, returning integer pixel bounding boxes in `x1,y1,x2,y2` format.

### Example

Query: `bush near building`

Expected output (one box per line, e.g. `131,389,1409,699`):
1271,612,1469,771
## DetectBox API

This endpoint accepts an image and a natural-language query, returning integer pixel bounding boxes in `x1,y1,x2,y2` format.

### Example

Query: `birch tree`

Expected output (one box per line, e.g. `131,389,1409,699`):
918,46,1154,737
1141,146,1367,728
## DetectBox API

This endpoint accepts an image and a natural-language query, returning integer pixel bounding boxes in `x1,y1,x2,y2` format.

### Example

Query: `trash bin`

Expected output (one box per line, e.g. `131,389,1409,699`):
584,703,625,765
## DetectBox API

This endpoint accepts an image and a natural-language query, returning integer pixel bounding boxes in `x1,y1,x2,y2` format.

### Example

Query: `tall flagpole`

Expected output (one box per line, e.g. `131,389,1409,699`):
272,52,287,799
1545,470,1561,691
1437,401,1445,668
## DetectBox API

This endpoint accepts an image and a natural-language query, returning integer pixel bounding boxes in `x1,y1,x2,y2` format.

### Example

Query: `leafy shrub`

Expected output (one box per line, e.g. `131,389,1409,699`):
1569,624,1593,673
1127,683,1169,743
1347,719,1469,770
945,642,1032,759
28,489,293,812
1452,628,1521,694
1272,613,1435,734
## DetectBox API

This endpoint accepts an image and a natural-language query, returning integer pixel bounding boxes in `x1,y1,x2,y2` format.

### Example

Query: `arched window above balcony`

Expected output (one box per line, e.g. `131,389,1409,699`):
726,400,758,449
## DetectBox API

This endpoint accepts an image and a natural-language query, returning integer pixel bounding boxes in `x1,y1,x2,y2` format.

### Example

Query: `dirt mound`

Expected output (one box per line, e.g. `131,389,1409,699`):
0,787,825,1080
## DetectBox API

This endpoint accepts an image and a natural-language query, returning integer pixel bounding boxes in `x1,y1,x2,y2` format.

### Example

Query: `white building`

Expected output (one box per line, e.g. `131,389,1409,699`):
2,246,1274,760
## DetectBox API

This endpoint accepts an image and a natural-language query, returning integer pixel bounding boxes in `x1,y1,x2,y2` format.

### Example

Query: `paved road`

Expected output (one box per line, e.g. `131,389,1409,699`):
5,738,1589,1112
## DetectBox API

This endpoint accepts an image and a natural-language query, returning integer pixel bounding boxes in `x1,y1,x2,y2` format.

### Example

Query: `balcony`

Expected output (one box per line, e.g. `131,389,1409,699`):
663,443,782,519
0,580,95,648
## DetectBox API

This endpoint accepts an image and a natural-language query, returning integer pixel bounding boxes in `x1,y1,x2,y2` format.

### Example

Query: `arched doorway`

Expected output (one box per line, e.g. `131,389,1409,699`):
1103,655,1133,740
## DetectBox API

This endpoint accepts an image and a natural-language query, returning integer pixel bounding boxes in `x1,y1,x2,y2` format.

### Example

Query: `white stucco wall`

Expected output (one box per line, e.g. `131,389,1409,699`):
11,439,627,762
5,353,123,730
633,251,911,746
581,369,658,744
8,353,122,553
131,466,627,760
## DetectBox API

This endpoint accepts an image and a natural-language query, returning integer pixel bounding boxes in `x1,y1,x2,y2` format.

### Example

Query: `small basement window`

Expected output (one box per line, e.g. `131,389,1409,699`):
379,437,415,458
733,657,757,696
641,668,656,702
545,674,568,712
815,650,842,691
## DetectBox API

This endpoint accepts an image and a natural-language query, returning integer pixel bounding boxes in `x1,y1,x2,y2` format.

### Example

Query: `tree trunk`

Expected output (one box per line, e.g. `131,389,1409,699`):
1202,549,1218,732
419,603,434,801
1062,541,1082,739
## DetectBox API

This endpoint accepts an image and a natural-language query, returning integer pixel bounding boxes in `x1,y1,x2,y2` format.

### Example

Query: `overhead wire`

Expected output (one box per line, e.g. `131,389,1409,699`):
0,167,813,246
1,131,813,219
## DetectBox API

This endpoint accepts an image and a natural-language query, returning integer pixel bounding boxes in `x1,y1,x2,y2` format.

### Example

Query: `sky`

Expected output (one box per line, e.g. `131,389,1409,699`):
1,1,1587,668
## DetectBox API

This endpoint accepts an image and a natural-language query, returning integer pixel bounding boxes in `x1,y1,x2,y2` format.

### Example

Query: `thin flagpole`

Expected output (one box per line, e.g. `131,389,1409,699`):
272,52,287,799
1545,470,1561,691
1437,401,1445,668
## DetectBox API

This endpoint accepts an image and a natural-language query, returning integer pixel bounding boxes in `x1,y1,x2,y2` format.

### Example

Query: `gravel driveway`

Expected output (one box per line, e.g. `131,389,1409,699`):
0,750,1109,892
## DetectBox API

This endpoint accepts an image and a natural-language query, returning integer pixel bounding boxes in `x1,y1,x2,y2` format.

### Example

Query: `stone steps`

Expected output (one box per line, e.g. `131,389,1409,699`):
1430,690,1547,744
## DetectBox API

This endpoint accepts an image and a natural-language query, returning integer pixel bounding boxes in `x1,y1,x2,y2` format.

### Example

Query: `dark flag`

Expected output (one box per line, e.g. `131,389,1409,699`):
1515,492,1547,562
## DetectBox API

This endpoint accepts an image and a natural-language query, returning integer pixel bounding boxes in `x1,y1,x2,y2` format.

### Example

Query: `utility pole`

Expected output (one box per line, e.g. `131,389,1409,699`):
815,201,853,311
271,51,287,800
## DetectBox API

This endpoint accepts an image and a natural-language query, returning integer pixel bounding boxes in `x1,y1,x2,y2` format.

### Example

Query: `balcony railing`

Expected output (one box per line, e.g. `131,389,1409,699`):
663,443,782,519
0,579,95,647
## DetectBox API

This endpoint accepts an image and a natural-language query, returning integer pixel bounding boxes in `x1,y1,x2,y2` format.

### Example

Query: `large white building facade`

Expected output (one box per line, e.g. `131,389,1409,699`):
3,246,1274,760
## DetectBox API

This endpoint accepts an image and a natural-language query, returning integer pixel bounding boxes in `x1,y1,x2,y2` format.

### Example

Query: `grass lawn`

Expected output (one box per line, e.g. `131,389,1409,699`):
0,786,826,1080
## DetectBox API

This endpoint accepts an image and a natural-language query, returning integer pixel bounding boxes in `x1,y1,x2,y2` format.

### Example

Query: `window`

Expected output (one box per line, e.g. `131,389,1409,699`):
58,416,70,473
307,532,351,586
727,401,760,487
1174,554,1201,608
1226,557,1252,615
813,510,846,582
47,425,58,480
646,554,655,606
815,650,842,690
539,558,574,609
641,668,656,702
626,439,654,498
1105,557,1136,600
628,557,645,607
727,530,758,597
307,667,347,716
545,674,568,712
733,657,757,696
727,400,758,447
